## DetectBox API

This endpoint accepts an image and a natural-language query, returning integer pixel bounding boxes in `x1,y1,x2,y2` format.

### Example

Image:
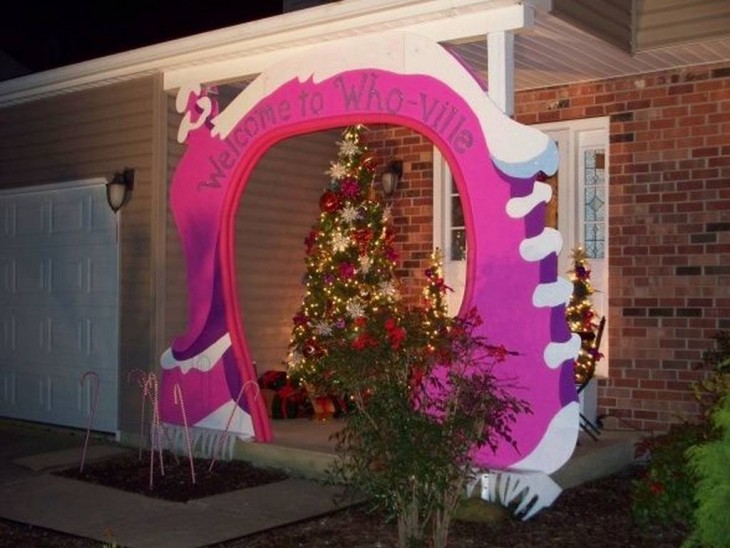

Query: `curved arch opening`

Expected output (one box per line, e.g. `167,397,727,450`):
231,125,471,385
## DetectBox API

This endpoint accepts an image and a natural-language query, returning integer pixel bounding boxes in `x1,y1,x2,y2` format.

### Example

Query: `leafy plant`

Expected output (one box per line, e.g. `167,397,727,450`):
329,307,529,548
631,421,709,531
683,394,730,548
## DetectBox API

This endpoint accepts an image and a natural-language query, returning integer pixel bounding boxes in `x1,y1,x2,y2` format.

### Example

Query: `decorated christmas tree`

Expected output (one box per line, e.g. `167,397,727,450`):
286,126,402,397
566,246,604,385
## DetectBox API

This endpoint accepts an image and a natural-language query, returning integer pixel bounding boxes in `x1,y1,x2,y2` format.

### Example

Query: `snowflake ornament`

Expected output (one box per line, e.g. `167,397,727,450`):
312,320,333,336
340,205,360,224
378,280,399,299
338,139,360,158
346,300,366,318
287,350,304,367
330,230,351,253
327,162,348,180
383,204,393,222
358,255,372,274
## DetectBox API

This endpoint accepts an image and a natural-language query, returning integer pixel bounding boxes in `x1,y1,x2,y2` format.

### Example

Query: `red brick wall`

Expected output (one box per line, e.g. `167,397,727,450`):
368,62,730,433
367,125,435,306
515,61,730,432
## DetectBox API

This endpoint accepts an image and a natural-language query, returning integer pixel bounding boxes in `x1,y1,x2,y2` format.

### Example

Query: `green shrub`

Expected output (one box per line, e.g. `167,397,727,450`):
684,394,730,548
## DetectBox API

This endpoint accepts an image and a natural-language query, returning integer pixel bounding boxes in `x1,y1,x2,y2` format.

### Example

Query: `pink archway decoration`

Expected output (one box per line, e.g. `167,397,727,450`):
161,32,579,474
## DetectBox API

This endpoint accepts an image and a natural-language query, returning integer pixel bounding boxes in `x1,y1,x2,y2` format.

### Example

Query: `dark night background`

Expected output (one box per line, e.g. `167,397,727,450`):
0,2,291,76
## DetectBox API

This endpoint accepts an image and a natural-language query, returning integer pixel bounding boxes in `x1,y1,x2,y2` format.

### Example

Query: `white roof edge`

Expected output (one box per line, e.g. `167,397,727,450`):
0,0,533,108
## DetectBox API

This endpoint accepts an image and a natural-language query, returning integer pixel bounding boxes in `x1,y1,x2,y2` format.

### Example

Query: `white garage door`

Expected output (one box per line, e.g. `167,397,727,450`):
0,180,119,432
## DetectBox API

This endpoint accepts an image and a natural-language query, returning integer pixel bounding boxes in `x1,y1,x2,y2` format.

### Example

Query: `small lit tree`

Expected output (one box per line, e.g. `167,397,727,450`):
421,248,450,348
566,246,603,385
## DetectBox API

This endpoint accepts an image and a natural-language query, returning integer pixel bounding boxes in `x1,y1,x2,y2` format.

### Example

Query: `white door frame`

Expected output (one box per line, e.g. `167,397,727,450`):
536,117,609,377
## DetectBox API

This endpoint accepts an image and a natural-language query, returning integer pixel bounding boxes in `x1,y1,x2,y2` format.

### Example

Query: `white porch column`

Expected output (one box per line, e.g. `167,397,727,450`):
487,31,515,117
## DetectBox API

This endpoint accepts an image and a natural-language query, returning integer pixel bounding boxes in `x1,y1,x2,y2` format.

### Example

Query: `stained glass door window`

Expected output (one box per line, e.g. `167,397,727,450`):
583,149,606,259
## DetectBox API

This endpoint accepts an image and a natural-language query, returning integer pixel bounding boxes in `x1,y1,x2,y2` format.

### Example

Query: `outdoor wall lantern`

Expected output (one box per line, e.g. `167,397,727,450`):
381,160,403,197
106,168,135,213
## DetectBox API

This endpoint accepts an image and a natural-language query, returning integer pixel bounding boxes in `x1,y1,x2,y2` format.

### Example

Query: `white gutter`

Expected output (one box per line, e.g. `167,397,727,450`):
0,0,542,107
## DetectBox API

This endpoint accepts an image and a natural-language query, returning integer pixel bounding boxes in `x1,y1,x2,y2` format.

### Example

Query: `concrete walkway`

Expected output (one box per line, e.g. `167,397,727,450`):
0,418,645,547
0,421,346,547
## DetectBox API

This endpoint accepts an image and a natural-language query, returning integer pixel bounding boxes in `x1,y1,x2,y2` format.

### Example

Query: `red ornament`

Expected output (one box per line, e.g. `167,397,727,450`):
304,230,318,253
319,191,340,212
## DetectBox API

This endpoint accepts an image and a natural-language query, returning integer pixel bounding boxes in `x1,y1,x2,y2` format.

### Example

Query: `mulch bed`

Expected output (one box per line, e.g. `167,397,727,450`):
2,455,689,547
218,466,689,548
54,449,289,502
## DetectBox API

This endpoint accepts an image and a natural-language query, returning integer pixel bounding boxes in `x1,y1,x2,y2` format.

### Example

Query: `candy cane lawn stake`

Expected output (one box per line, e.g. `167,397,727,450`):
145,373,167,488
79,371,100,473
208,381,259,472
127,369,149,460
145,371,179,463
173,383,196,484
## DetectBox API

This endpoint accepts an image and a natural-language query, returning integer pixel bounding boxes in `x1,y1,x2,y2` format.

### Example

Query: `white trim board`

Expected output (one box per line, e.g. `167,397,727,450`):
0,177,108,196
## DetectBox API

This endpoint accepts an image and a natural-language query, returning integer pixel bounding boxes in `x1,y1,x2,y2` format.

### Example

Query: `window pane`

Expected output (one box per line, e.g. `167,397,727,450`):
451,229,466,261
583,149,606,259
451,195,464,227
584,187,606,222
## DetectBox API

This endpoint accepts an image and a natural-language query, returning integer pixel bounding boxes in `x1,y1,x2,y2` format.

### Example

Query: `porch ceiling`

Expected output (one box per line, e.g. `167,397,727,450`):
448,11,730,91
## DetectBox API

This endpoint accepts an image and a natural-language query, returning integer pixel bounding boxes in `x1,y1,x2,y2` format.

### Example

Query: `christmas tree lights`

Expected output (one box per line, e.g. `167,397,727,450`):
421,248,450,351
566,246,603,385
286,126,402,396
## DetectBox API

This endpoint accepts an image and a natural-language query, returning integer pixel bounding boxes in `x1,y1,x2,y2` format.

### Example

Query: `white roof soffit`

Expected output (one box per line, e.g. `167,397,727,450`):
449,12,730,92
0,0,539,107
